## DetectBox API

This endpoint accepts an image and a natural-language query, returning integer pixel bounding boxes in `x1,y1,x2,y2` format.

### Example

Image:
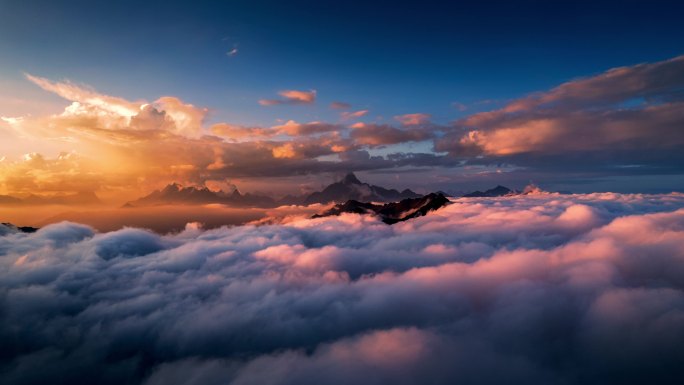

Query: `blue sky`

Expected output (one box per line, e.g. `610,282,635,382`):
1,0,684,195
2,0,683,125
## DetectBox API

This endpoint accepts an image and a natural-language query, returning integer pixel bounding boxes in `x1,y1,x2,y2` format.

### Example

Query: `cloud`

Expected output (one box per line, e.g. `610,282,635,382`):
452,102,467,111
25,73,140,117
10,55,684,201
272,120,342,136
227,45,239,57
1,193,684,384
340,110,369,121
209,123,271,140
259,90,317,106
435,55,684,174
395,113,431,126
350,122,433,146
330,101,351,110
4,75,460,200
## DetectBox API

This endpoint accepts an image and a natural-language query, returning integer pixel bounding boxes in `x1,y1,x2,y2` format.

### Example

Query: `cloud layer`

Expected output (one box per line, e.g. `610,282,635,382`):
2,193,684,384
3,55,684,200
436,55,684,174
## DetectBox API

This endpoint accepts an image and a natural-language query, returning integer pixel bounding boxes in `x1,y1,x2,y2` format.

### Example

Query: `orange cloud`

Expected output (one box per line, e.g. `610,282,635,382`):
350,122,433,146
340,109,369,121
436,55,684,162
272,120,341,136
395,113,431,126
25,73,140,117
259,89,317,106
210,123,271,140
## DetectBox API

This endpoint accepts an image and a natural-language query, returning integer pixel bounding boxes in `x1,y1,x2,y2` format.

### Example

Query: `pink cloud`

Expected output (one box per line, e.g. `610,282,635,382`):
330,101,352,110
395,113,431,126
259,89,317,106
340,109,369,121
272,120,341,136
350,122,433,146
437,55,684,160
3,193,684,383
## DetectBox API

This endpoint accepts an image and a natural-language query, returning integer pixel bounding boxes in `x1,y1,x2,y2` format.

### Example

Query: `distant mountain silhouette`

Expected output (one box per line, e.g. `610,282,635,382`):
126,174,422,208
462,185,517,197
462,184,551,197
124,183,276,208
1,222,39,234
313,192,450,224
303,172,421,205
0,191,102,206
0,195,22,204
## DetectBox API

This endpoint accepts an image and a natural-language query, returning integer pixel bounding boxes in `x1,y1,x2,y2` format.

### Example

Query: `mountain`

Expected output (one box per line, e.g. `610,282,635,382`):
0,195,22,204
462,184,552,198
125,173,423,208
313,192,450,224
462,185,518,197
303,172,421,205
124,183,277,208
0,191,102,205
1,222,39,235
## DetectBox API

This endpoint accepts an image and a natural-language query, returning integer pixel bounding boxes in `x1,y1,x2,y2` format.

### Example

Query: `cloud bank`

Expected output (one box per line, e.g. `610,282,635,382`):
436,55,684,174
2,193,684,384
4,54,684,200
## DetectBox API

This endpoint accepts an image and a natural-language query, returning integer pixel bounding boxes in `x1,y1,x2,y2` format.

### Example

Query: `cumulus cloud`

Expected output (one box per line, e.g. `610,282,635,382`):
350,122,433,146
1,193,684,384
436,55,684,173
9,55,684,201
395,113,431,126
259,90,317,106
3,76,448,200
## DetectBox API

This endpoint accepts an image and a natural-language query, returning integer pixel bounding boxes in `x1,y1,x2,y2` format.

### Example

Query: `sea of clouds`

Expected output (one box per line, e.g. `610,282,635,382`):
2,193,684,384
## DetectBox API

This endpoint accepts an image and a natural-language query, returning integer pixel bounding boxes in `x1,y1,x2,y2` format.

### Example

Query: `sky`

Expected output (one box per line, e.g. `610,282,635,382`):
1,0,684,201
3,3,684,383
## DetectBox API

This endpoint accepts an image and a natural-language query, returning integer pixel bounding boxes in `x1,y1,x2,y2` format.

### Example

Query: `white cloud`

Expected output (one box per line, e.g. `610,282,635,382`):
1,193,684,384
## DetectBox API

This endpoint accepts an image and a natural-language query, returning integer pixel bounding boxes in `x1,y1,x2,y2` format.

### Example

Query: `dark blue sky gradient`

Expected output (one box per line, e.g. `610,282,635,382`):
2,0,683,125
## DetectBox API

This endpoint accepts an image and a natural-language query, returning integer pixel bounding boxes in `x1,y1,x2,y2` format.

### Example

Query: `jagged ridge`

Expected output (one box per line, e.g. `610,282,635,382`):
313,192,450,224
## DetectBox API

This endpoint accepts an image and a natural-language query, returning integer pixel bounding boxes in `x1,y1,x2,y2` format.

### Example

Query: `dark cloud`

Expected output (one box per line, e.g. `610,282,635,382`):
2,194,684,384
350,122,434,146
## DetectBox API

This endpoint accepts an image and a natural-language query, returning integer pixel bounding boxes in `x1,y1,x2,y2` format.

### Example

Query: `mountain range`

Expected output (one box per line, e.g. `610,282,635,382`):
124,173,422,207
313,192,450,224
461,184,549,197
0,191,102,206
1,222,39,235
0,175,551,209
462,185,517,197
303,173,421,205
123,183,276,208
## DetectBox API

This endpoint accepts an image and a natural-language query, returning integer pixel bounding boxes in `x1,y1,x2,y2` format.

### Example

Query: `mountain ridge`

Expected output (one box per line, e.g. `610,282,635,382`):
0,191,102,206
313,192,450,224
124,173,422,207
303,172,421,205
